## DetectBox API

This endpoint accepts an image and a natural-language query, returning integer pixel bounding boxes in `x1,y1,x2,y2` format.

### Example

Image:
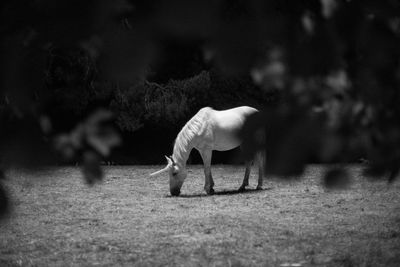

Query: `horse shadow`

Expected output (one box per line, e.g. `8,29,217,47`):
173,187,272,198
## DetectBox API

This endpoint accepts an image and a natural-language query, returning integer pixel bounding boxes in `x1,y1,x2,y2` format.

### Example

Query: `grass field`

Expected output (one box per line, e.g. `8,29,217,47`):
0,165,399,266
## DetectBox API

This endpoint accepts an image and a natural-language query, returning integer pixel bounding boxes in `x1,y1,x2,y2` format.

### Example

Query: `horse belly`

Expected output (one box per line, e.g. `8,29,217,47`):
213,128,242,151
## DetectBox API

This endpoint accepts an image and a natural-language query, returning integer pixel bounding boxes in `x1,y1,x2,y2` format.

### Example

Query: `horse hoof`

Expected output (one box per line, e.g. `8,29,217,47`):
206,188,215,195
256,186,263,190
238,186,246,192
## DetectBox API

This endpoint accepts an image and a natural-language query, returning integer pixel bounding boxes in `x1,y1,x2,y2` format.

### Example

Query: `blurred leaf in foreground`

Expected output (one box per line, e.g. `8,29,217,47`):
240,104,325,178
85,110,121,157
388,167,399,183
0,182,9,219
82,151,102,185
54,109,121,183
323,168,351,189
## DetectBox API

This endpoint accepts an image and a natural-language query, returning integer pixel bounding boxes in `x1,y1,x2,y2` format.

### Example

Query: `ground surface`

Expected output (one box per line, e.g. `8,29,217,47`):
0,165,399,266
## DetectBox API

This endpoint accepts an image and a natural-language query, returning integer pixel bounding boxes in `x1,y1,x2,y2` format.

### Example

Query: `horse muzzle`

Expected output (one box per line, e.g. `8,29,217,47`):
170,188,181,196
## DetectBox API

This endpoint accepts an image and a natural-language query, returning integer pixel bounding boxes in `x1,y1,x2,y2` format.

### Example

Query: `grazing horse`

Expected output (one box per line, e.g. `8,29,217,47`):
150,106,264,196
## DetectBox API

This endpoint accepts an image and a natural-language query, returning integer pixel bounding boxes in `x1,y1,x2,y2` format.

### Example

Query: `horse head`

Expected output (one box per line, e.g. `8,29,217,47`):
150,155,187,196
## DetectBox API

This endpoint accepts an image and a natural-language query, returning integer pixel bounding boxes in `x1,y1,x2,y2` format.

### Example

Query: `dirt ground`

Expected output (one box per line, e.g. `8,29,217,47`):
0,165,399,266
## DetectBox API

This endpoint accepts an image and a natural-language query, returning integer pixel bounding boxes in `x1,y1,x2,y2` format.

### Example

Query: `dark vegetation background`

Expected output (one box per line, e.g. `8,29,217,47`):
1,0,400,215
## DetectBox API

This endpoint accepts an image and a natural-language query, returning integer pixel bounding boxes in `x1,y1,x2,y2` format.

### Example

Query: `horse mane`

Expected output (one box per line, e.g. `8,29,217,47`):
173,109,210,164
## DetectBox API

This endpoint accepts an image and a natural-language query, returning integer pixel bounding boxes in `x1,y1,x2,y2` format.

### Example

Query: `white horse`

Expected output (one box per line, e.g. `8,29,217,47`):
150,106,264,196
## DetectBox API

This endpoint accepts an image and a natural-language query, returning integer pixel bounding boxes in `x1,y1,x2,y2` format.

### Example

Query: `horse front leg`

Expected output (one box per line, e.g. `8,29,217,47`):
200,149,214,195
239,160,251,192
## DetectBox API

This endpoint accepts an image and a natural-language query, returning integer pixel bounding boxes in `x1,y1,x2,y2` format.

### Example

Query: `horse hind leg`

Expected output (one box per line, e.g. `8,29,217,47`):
256,152,265,190
239,160,252,192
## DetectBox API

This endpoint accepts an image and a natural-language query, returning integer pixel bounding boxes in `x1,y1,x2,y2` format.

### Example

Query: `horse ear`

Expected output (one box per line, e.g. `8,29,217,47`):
165,155,173,166
170,156,176,165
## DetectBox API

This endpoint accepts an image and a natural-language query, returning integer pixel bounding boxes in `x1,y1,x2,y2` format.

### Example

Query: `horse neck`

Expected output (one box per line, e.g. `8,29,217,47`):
172,129,195,169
